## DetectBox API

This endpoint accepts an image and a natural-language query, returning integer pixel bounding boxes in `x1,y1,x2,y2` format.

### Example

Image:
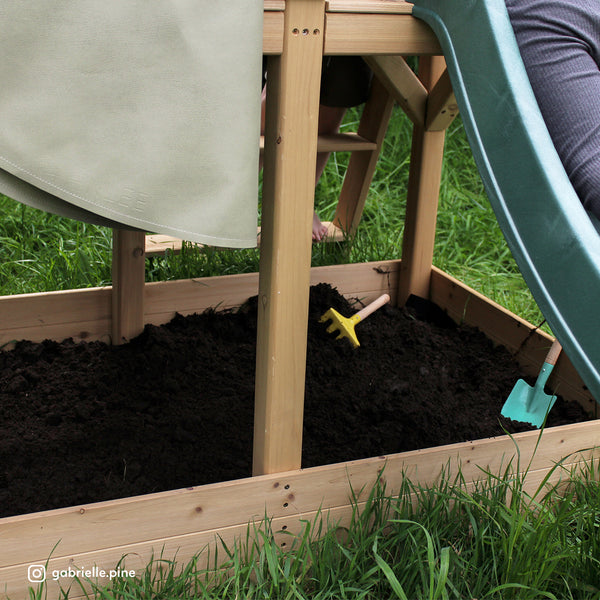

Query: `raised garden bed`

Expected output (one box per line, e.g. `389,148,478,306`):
0,282,592,519
1,261,598,599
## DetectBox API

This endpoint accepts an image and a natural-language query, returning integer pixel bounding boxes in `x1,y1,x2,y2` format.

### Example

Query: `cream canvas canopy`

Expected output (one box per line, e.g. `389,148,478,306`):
0,1,262,248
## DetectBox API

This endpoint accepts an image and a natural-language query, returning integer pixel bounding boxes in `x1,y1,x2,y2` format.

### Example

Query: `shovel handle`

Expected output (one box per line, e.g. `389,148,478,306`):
355,293,390,321
545,339,562,366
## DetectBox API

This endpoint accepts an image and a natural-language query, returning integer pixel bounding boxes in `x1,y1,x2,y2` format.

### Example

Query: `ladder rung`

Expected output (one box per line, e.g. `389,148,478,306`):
259,133,377,154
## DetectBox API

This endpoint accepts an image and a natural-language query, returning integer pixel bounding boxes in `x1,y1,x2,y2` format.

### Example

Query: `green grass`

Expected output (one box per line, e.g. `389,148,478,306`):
26,450,600,600
0,108,545,327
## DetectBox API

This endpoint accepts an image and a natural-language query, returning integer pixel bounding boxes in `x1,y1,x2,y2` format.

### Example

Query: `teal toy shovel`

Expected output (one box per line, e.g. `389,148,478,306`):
501,339,562,428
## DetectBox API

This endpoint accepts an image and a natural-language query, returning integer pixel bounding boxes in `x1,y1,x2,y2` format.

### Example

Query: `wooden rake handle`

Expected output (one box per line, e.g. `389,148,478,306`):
355,293,391,322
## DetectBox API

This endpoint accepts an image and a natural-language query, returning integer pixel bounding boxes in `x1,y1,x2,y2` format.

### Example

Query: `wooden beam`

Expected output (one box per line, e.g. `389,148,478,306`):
264,0,285,10
263,9,284,54
397,56,447,305
0,260,399,346
253,0,326,476
364,54,427,126
324,13,441,55
111,229,146,344
425,68,459,131
3,417,598,598
326,0,414,14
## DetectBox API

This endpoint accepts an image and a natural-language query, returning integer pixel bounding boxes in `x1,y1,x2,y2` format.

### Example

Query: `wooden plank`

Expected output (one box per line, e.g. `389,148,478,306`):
2,419,598,599
324,13,441,55
364,54,427,126
0,287,112,346
263,9,284,54
430,267,596,412
3,454,591,600
254,0,327,475
264,0,285,10
397,56,447,304
111,229,146,344
425,68,459,131
0,260,399,345
3,419,598,563
326,0,413,14
333,77,395,235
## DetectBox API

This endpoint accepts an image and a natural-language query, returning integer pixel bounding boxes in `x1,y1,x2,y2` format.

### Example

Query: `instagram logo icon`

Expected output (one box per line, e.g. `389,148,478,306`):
27,564,46,583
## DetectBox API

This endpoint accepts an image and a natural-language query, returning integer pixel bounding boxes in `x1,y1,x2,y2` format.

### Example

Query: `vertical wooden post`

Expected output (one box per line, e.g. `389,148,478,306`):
397,56,447,306
253,0,325,476
111,229,146,345
333,76,395,236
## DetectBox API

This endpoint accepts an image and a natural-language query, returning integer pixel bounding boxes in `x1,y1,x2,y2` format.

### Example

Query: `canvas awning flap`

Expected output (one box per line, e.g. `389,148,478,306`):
0,1,262,248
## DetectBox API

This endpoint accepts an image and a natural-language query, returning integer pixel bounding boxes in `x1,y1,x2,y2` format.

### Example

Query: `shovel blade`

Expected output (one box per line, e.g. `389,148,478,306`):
501,378,557,428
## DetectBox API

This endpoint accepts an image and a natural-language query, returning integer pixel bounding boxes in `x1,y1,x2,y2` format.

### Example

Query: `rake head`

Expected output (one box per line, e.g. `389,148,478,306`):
319,308,361,348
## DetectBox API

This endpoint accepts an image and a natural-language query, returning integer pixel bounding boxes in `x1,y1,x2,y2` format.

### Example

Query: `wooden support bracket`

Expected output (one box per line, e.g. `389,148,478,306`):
363,54,427,126
425,68,459,131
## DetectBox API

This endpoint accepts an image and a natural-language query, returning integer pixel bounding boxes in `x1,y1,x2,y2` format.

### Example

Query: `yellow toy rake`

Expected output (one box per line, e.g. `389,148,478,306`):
319,294,390,348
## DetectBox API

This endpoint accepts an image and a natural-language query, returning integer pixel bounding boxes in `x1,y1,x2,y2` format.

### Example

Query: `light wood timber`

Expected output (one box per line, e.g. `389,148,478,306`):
4,420,596,564
2,420,598,599
111,229,146,345
0,260,398,346
263,9,285,54
324,12,441,55
425,67,459,131
253,0,327,476
326,0,413,14
333,77,395,235
364,54,428,126
0,286,112,347
259,132,377,154
264,0,285,9
397,56,447,305
4,456,593,600
4,458,594,600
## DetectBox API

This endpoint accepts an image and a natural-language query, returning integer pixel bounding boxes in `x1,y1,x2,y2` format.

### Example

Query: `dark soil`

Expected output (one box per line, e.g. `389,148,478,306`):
0,283,591,518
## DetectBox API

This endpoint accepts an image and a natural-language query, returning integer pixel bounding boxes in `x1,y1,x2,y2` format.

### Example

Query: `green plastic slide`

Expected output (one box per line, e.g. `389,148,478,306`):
411,0,600,403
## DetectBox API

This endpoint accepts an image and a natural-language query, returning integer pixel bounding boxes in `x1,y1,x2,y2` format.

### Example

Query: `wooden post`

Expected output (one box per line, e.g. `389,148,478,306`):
253,0,326,475
397,56,447,305
111,229,146,345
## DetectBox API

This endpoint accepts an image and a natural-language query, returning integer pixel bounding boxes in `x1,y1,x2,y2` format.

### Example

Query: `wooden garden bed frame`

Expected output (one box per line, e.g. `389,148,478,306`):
1,1,599,597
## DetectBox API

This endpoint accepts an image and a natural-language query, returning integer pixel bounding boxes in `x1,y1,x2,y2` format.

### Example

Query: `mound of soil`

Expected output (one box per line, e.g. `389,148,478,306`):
0,283,591,518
